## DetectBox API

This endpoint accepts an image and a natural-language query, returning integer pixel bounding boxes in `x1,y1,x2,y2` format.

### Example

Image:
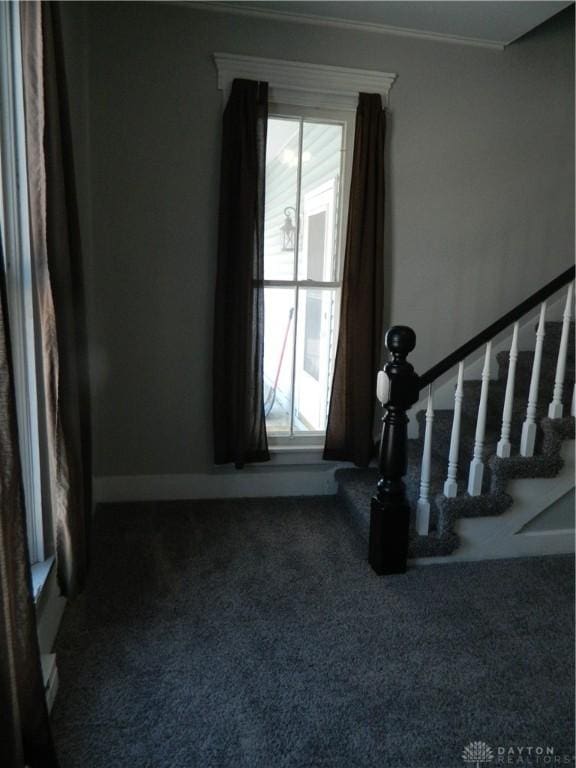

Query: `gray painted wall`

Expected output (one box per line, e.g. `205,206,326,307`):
59,2,574,479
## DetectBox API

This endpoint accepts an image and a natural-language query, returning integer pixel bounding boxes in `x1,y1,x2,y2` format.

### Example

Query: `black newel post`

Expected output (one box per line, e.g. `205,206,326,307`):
369,326,420,575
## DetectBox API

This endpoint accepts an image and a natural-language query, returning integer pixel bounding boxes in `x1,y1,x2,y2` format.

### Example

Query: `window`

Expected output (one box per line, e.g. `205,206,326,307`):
263,111,352,441
213,54,396,448
0,1,49,568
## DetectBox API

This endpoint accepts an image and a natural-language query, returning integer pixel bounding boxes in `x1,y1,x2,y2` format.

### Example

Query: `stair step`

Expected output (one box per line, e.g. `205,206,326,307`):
337,316,575,560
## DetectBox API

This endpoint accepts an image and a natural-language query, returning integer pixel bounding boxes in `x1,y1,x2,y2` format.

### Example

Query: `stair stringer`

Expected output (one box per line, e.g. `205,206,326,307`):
410,439,575,564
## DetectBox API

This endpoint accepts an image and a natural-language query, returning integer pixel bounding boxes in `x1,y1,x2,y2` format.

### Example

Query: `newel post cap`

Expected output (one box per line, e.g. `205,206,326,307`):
385,326,416,358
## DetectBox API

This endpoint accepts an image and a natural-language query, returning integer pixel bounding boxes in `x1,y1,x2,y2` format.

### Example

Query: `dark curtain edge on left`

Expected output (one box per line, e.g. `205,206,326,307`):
213,79,271,468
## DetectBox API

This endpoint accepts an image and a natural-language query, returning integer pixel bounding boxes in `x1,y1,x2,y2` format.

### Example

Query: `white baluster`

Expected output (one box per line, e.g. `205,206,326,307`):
496,323,519,458
416,386,434,535
443,362,464,498
468,342,491,496
548,283,573,419
520,302,547,457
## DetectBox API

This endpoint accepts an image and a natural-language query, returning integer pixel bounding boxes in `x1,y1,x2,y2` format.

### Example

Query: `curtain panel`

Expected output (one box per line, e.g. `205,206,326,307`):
213,79,270,468
21,1,92,598
324,93,386,467
0,238,59,768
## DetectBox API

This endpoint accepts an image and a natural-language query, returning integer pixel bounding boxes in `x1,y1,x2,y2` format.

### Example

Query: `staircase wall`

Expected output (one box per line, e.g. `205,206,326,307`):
520,488,575,532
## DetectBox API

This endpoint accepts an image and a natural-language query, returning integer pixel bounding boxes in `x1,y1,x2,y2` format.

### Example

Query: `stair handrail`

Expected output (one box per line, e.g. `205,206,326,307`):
419,266,575,391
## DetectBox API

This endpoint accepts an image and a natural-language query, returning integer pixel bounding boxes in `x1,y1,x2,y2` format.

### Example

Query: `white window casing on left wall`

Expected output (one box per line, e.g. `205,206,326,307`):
0,3,65,714
0,1,46,565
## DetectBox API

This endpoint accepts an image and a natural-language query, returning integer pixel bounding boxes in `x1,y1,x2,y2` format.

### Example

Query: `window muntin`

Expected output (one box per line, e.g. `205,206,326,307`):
263,110,349,439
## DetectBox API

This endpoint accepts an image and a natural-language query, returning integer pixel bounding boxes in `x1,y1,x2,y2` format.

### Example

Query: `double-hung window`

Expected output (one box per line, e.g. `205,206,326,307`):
263,107,352,444
214,54,396,450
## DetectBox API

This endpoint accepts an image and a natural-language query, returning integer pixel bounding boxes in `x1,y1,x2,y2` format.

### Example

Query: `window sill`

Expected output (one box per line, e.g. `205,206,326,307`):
31,556,55,604
268,444,329,465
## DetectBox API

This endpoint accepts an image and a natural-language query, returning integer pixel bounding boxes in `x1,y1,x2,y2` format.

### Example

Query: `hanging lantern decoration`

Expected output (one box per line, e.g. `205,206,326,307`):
281,206,297,251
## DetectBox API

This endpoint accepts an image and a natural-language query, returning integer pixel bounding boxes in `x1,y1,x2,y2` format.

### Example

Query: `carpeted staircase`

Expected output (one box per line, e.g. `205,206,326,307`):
335,320,575,559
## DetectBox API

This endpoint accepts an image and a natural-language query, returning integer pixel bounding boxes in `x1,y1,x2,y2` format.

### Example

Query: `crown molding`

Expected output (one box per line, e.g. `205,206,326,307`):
190,2,505,51
214,52,397,111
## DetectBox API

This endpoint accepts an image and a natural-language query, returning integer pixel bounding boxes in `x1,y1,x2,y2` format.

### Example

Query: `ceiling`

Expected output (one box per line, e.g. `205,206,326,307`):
202,1,573,48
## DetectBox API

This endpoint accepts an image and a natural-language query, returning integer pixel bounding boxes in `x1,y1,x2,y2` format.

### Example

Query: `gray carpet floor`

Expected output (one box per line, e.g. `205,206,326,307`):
52,497,575,768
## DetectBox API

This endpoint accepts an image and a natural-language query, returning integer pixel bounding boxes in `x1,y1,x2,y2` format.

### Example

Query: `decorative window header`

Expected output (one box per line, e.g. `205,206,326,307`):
213,53,397,111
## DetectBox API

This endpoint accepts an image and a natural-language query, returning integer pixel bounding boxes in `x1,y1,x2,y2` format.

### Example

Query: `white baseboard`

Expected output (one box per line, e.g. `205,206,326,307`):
94,465,339,504
412,528,574,566
36,563,66,655
36,565,65,713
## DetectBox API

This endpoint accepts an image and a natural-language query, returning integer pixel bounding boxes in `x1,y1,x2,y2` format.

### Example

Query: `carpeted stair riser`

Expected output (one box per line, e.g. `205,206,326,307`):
336,320,575,558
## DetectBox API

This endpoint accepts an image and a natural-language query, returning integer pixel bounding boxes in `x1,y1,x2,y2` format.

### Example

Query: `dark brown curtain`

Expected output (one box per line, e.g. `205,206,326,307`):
0,238,59,768
323,93,386,467
21,1,91,598
213,79,270,467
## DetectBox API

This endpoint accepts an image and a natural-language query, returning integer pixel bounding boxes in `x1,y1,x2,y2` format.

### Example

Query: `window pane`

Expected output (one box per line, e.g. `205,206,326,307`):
264,118,300,281
264,287,295,434
303,292,322,380
293,287,338,433
306,211,327,282
298,122,344,282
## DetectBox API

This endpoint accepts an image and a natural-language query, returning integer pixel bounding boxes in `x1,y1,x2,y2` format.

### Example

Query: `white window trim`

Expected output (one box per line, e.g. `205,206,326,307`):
264,109,348,444
264,106,352,448
214,53,397,111
0,2,45,563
